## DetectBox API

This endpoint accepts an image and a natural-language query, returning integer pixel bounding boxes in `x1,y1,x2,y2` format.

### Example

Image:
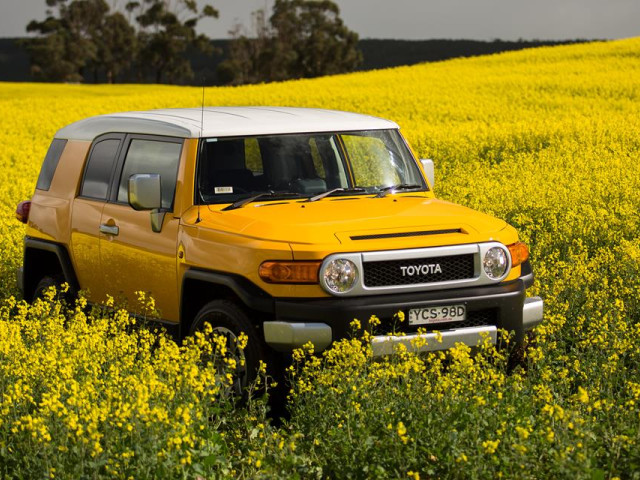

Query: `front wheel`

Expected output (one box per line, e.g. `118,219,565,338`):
508,330,537,372
190,300,265,394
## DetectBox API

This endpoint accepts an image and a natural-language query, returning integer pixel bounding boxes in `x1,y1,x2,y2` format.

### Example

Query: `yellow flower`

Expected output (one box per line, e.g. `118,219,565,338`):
482,439,500,454
576,386,590,404
396,421,410,444
369,315,381,328
515,426,530,440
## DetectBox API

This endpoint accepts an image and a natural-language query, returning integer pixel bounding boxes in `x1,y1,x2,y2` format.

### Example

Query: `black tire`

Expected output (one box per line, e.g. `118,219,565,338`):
32,274,68,303
190,300,265,395
508,330,537,372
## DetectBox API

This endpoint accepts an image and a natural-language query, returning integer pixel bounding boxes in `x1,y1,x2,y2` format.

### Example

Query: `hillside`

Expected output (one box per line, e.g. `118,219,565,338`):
1,38,639,477
0,37,581,84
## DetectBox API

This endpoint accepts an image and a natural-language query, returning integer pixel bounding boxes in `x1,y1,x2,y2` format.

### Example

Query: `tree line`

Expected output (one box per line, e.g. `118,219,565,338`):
24,0,362,85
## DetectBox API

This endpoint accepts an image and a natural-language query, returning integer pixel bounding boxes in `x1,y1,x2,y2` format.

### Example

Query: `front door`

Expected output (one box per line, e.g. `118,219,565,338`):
98,135,184,322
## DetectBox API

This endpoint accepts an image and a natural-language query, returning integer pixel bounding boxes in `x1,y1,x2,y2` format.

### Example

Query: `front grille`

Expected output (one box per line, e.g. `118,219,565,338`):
376,309,498,335
363,254,475,287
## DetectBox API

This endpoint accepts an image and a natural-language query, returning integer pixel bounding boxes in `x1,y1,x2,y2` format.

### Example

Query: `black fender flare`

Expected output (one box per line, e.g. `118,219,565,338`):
23,237,80,300
180,268,275,320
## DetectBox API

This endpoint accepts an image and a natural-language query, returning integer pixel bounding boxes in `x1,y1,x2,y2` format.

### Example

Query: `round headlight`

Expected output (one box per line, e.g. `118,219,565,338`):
483,247,508,279
323,259,358,293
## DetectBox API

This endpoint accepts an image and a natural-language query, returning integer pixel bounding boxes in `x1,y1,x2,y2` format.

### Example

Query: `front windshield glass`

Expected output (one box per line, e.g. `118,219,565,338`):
196,129,426,204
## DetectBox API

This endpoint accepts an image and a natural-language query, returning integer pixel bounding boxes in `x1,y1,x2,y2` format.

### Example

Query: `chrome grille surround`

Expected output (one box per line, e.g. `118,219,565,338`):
319,242,512,296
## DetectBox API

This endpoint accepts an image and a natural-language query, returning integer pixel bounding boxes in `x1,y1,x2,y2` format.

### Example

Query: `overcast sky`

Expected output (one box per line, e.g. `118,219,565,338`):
0,0,638,40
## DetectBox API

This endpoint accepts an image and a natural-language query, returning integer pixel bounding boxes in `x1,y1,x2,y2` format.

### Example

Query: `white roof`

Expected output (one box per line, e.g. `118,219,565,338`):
54,107,399,141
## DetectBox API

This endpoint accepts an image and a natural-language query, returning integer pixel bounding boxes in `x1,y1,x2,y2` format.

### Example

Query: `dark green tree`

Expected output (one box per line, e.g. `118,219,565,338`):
91,12,138,83
218,0,361,85
217,10,282,85
272,0,362,78
133,0,218,83
26,0,218,84
25,0,106,82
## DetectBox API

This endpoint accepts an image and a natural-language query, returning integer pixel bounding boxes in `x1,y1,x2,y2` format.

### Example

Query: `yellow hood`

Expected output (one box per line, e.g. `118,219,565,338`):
188,195,516,250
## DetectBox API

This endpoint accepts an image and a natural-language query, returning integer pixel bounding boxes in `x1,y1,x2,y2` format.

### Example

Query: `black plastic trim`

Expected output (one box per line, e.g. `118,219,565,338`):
23,237,80,300
17,267,24,295
520,260,534,289
351,229,462,241
181,268,275,315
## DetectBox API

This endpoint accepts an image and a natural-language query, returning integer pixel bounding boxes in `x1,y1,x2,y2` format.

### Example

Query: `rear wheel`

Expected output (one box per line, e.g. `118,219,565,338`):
190,300,265,395
32,274,68,303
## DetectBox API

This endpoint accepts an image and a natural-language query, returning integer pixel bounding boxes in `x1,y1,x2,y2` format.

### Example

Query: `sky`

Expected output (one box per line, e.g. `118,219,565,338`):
0,0,638,41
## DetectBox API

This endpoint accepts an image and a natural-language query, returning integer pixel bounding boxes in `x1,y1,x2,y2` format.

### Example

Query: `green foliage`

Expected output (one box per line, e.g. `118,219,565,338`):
24,0,107,82
271,0,362,78
134,0,218,83
218,0,362,85
24,0,218,84
0,291,235,477
91,11,137,83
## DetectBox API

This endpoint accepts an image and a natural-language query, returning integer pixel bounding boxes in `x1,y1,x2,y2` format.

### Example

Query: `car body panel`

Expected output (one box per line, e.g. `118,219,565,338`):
100,203,181,320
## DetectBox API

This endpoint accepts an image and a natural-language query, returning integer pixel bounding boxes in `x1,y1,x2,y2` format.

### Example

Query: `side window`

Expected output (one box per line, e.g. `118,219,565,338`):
80,138,121,200
117,139,182,210
36,138,67,191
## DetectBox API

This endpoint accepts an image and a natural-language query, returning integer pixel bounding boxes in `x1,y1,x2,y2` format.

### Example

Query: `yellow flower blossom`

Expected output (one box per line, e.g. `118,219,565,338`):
482,439,500,454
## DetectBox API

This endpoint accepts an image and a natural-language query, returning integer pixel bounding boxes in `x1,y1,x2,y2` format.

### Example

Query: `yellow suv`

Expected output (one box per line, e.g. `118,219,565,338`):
17,107,543,381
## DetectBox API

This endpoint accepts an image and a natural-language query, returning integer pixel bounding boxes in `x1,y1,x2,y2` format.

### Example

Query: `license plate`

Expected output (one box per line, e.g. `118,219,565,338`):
408,305,466,325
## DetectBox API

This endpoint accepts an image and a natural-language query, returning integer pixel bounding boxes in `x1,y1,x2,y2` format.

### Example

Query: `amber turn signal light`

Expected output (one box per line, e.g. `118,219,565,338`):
16,200,31,224
259,261,321,284
508,241,529,267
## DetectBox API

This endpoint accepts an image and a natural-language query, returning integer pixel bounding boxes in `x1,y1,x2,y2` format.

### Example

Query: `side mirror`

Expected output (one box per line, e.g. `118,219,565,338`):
420,159,435,188
128,174,166,233
129,174,161,211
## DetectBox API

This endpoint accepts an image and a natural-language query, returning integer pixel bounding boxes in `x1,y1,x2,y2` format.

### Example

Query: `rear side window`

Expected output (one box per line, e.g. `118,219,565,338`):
80,139,121,200
36,139,67,191
116,139,182,210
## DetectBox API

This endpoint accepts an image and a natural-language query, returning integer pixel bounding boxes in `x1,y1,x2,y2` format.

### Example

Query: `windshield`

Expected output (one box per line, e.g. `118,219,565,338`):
196,129,426,204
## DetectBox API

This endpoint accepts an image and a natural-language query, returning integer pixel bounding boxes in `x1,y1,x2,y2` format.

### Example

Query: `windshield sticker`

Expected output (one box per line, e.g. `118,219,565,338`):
214,186,233,194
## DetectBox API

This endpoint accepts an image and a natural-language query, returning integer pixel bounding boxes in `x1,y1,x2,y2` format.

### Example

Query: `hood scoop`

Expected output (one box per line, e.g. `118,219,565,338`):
350,228,464,241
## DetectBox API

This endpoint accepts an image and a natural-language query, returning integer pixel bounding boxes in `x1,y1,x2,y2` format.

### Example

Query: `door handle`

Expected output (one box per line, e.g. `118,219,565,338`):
99,224,119,236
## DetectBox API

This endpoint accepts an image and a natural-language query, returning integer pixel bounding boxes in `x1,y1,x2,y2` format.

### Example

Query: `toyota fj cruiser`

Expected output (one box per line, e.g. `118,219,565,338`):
16,107,543,381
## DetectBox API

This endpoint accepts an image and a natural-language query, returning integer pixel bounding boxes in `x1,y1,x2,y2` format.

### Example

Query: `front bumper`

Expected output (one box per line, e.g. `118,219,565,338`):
371,325,498,356
264,273,543,355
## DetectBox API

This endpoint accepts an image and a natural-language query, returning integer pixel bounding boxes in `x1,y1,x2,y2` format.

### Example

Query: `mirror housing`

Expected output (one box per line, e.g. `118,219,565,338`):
128,174,166,233
129,174,161,211
420,159,435,188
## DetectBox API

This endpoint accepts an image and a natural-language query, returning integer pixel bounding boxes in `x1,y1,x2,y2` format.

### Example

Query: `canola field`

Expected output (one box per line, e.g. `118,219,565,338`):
1,38,640,478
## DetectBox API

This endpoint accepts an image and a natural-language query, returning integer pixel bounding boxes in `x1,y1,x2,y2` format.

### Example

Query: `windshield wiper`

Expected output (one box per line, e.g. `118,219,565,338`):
306,187,366,202
375,184,422,198
222,191,304,211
